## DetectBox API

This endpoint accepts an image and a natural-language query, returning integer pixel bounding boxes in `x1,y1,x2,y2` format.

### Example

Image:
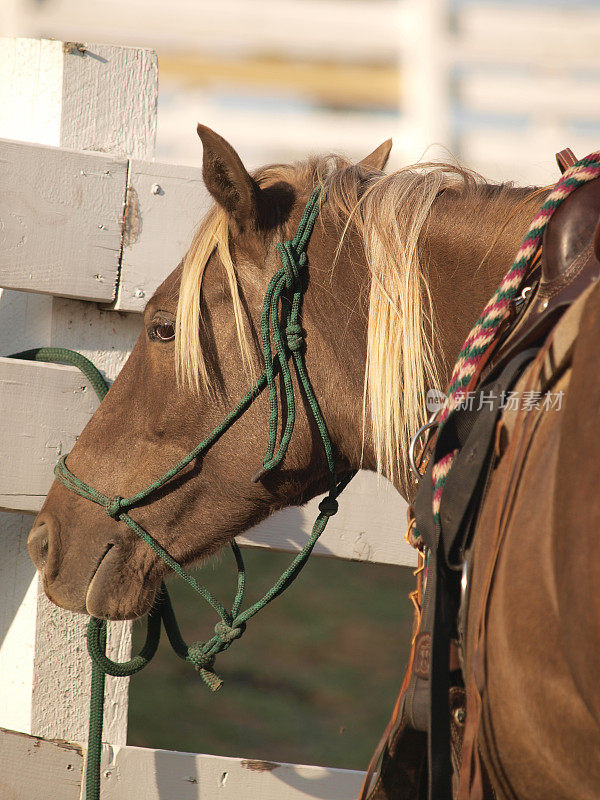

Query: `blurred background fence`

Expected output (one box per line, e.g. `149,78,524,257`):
2,0,600,184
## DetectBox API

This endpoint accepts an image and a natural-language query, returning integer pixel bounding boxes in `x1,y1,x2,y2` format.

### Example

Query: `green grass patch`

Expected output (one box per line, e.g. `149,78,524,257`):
128,548,414,770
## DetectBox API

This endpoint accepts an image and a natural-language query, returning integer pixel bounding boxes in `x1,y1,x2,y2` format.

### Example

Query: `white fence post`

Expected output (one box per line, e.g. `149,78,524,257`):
400,0,451,161
0,38,157,747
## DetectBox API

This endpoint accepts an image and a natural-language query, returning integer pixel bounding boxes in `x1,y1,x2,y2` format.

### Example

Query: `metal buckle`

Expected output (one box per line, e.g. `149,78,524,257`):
460,558,468,608
408,413,439,481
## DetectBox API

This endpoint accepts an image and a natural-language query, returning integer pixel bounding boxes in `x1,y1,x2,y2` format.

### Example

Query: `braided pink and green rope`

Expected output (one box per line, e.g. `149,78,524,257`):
431,151,600,526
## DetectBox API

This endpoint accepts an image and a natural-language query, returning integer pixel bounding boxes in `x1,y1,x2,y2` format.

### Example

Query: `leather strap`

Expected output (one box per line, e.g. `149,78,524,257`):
437,348,539,569
457,338,555,799
411,348,539,800
556,148,577,173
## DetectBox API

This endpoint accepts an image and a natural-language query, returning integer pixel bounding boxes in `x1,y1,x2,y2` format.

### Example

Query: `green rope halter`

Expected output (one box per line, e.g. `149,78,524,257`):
12,185,356,800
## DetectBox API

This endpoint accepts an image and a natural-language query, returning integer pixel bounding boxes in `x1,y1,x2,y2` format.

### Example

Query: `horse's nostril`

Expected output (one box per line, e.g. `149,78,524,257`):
28,523,50,571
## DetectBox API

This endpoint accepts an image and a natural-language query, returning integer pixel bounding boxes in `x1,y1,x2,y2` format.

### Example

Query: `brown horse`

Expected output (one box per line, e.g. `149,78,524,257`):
27,126,553,792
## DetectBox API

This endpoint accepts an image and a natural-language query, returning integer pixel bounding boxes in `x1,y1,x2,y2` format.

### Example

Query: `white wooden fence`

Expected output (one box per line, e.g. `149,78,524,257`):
0,38,414,799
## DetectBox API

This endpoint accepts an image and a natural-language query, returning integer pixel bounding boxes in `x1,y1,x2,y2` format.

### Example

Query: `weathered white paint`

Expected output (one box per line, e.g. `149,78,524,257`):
35,39,159,749
0,358,101,512
49,298,143,385
116,159,210,312
42,45,158,744
0,727,84,800
31,585,132,747
0,38,64,146
0,38,157,158
0,138,127,301
58,42,157,160
0,250,54,737
0,727,365,800
42,42,157,748
0,358,133,744
0,522,126,750
0,141,210,307
0,289,53,352
97,743,365,800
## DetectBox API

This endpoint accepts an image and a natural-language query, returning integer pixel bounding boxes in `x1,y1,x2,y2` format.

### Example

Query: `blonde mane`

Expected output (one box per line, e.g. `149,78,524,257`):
176,156,479,484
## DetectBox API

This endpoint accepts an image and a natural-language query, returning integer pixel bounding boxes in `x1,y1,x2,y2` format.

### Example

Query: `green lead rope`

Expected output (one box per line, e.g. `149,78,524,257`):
10,185,356,800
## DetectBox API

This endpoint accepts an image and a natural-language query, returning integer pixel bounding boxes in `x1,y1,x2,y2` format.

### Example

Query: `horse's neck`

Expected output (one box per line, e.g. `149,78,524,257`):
423,185,544,377
321,182,544,491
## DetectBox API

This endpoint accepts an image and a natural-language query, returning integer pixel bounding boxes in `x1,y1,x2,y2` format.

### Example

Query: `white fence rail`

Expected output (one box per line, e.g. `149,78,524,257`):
0,137,210,310
0,140,126,301
0,728,365,800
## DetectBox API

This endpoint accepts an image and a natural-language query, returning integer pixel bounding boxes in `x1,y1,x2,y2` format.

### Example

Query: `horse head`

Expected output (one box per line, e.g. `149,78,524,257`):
28,125,537,622
27,125,405,620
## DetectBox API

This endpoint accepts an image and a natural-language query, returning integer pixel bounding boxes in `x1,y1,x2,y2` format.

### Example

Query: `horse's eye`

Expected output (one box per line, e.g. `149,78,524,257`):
151,321,175,342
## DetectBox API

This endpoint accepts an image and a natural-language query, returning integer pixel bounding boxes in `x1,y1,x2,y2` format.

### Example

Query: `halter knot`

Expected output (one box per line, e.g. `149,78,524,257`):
277,240,305,289
285,322,304,352
187,642,215,671
214,620,246,644
318,496,339,517
105,496,124,519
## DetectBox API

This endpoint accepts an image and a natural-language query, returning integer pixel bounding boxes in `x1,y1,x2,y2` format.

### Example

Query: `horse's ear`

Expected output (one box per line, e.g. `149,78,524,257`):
358,139,393,172
197,124,259,228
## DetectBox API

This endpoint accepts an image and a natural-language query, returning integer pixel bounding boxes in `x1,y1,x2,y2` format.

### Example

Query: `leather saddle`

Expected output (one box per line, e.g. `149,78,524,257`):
360,153,600,800
494,155,600,368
